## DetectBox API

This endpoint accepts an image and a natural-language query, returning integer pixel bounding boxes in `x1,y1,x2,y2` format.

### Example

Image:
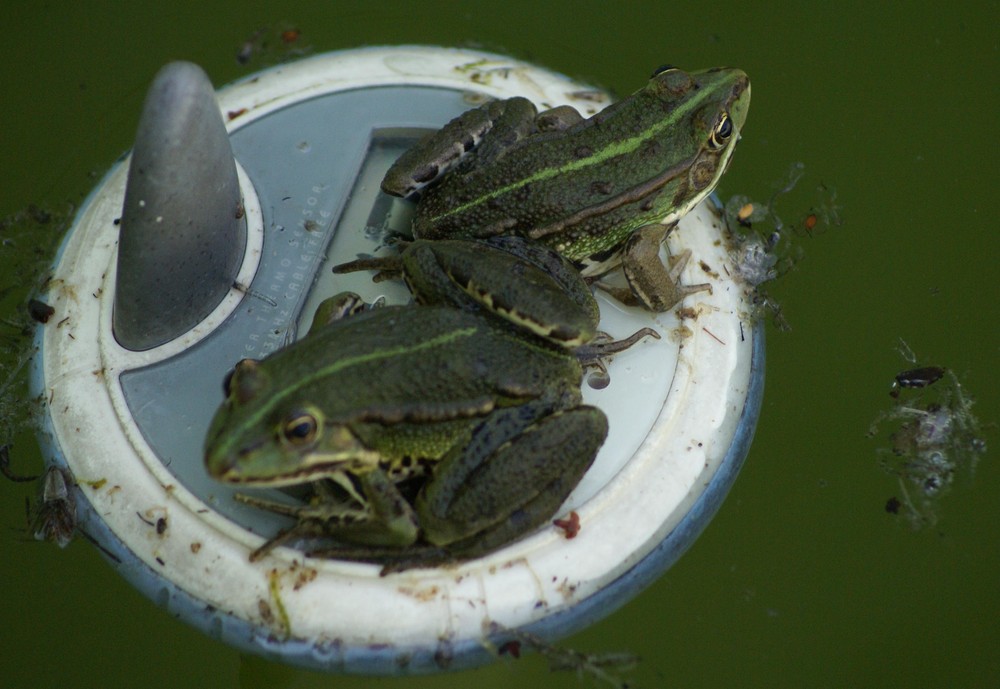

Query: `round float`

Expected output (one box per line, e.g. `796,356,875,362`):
31,45,763,674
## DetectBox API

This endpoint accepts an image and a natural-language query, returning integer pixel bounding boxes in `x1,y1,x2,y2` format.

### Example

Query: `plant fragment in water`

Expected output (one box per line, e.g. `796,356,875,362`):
488,622,640,688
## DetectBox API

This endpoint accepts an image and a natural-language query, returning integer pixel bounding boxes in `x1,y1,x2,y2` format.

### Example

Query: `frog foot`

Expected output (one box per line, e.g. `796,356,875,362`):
332,234,414,281
575,327,661,388
604,224,713,311
331,253,404,282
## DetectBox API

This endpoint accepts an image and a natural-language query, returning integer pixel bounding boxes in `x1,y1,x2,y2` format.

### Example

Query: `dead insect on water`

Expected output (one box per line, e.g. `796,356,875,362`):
30,466,77,548
890,366,946,398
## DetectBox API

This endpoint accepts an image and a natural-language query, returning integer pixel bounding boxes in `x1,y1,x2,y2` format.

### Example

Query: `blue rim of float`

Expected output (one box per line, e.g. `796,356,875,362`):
29,46,763,675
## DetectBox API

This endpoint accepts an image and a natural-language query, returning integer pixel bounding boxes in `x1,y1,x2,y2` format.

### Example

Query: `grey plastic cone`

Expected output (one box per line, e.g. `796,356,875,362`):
114,61,246,350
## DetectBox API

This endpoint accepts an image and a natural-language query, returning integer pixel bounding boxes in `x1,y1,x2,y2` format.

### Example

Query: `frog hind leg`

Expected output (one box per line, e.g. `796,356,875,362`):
381,98,539,198
618,224,713,311
401,237,600,347
415,401,608,557
481,234,600,326
458,97,541,170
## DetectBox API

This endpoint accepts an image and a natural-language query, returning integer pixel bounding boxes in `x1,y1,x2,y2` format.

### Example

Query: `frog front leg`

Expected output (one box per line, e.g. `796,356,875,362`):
609,224,713,311
237,470,421,561
415,398,608,558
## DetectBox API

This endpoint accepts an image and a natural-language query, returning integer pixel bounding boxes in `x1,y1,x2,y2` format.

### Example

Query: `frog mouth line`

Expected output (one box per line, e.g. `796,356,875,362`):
215,462,355,487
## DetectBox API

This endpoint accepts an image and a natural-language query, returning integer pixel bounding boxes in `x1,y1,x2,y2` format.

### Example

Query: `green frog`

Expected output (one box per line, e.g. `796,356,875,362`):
378,65,750,311
205,238,656,570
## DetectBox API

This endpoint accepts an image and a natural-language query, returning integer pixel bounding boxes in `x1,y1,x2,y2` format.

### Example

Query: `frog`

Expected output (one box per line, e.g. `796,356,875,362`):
375,65,750,312
205,237,657,571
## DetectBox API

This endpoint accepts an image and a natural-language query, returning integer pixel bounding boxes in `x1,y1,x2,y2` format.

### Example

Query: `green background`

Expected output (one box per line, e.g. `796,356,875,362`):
1,2,997,688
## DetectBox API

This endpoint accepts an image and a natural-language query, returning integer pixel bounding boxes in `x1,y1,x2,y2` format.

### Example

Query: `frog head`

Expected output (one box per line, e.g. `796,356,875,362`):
204,358,377,486
637,65,751,225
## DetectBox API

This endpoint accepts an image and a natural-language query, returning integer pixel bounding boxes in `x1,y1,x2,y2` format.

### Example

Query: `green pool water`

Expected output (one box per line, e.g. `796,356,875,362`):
1,2,996,688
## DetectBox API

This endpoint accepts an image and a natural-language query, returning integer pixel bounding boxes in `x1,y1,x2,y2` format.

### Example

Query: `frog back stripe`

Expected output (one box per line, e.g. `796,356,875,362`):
526,156,695,240
425,85,717,224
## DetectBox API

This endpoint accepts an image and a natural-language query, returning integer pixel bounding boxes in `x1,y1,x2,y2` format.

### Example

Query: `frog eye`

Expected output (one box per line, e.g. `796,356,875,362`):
282,412,319,446
709,113,734,149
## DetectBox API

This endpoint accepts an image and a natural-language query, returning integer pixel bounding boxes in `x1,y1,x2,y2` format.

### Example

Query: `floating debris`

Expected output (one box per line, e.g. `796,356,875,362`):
868,341,987,528
488,622,640,689
235,23,312,67
1,203,75,449
723,163,842,331
553,510,581,539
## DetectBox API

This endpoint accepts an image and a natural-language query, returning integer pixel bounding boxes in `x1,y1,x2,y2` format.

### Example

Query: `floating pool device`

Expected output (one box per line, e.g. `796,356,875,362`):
31,46,764,674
